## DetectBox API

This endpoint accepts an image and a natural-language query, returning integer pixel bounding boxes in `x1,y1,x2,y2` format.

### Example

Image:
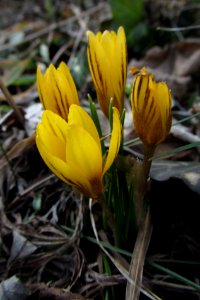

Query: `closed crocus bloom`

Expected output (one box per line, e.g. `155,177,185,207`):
87,27,127,118
36,104,121,199
131,67,172,146
37,62,79,120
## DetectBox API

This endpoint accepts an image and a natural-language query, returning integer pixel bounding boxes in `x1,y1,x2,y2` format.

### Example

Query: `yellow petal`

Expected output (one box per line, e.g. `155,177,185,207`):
57,62,79,105
88,32,110,90
36,122,66,160
66,124,103,182
96,31,102,41
103,107,121,174
68,104,101,150
41,110,68,144
116,26,127,89
36,140,69,184
49,66,70,119
61,158,103,198
36,138,91,193
87,32,111,116
134,74,150,112
110,27,126,113
100,31,115,58
155,82,172,126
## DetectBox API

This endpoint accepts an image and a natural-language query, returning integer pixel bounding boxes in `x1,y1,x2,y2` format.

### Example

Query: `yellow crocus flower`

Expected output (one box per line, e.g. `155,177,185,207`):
87,26,127,118
131,67,172,146
37,62,79,120
36,104,121,199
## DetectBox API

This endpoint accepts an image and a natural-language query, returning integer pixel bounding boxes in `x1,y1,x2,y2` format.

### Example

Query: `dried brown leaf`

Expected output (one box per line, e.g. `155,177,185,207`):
0,133,35,170
151,160,200,195
128,39,200,98
27,283,85,300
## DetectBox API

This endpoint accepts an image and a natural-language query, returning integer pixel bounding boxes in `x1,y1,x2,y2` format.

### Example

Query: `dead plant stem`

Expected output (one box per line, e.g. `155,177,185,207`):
0,78,24,128
126,143,156,300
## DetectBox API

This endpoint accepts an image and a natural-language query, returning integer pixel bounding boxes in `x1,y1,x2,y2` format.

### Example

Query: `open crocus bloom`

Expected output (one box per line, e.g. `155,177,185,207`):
87,26,127,118
37,62,79,121
36,104,121,199
131,67,172,146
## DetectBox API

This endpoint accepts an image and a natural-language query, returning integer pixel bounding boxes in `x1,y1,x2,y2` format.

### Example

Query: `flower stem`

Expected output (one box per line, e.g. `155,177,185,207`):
125,206,152,300
126,143,156,300
133,144,156,226
96,195,115,231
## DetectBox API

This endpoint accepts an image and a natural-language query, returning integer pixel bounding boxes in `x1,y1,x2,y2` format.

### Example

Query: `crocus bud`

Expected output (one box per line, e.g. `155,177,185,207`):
131,67,172,146
37,62,79,121
87,27,127,118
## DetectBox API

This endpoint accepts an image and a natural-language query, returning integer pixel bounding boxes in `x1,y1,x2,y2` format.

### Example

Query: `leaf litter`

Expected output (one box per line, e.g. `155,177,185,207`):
0,0,200,299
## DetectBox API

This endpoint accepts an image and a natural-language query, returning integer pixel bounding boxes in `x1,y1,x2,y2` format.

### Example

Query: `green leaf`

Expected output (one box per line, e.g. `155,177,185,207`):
32,194,42,212
12,74,36,86
109,0,144,29
5,59,30,86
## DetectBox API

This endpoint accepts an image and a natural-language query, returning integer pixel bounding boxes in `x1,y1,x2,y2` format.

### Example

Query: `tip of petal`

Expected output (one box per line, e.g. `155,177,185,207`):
58,61,67,69
86,30,93,38
130,66,139,75
37,65,43,75
117,26,125,38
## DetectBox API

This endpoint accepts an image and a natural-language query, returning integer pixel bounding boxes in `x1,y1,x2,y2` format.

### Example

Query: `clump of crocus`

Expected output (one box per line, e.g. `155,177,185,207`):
131,67,172,147
36,104,121,199
87,27,127,118
37,62,79,121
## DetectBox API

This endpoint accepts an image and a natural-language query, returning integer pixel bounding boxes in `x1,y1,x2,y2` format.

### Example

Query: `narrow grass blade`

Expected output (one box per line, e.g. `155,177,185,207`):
150,262,200,291
151,141,200,160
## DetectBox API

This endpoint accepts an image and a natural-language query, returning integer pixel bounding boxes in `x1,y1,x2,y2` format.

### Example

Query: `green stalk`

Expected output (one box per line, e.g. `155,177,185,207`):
88,94,106,154
108,98,113,130
150,262,200,291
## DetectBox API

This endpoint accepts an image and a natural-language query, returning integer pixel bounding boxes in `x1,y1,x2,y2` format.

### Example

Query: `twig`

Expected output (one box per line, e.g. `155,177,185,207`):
0,139,18,188
51,40,74,65
0,78,24,128
7,173,55,209
0,85,37,105
157,25,200,32
151,279,200,292
0,2,108,52
67,5,88,69
171,123,200,144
